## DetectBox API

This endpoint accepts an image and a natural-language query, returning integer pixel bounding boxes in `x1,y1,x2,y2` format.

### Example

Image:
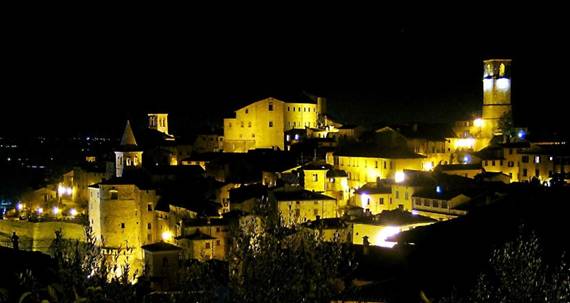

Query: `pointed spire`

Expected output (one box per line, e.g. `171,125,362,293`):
120,120,138,146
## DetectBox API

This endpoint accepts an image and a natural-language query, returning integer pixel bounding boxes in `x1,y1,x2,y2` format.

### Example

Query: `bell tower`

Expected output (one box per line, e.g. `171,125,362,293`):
114,121,143,177
482,59,512,137
148,113,169,135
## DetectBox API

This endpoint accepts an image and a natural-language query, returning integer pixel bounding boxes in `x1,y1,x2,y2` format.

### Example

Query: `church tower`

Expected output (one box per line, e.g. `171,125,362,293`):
482,59,512,137
114,121,143,177
147,113,169,135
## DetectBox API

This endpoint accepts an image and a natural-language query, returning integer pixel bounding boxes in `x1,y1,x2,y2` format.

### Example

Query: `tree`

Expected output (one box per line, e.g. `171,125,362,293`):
227,200,353,303
439,229,569,302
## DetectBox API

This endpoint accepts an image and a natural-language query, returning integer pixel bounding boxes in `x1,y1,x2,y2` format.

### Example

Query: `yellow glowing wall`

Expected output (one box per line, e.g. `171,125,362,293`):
278,199,337,227
284,103,318,130
303,169,328,192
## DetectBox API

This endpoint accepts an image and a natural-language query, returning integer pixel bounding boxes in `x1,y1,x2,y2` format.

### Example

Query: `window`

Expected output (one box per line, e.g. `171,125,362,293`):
216,227,221,232
293,107,295,111
535,156,540,164
405,192,409,200
110,190,118,200
375,161,378,168
492,160,495,166
380,198,384,205
269,121,273,127
228,122,232,128
509,148,513,155
432,200,439,208
295,209,301,216
241,121,244,128
395,191,399,199
424,200,431,207
314,209,319,216
441,201,448,208
205,242,211,249
416,199,421,206
522,156,529,163
523,168,528,177
384,161,387,169
121,223,125,229
245,109,249,114
313,174,318,182
508,161,514,167
535,169,540,177
216,240,221,246
147,204,152,211
268,103,273,111
500,160,504,166
288,106,290,111
298,107,301,111
147,223,151,229
248,122,252,128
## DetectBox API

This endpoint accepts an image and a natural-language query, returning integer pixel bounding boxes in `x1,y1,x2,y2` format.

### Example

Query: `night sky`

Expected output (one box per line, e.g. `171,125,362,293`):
3,10,568,137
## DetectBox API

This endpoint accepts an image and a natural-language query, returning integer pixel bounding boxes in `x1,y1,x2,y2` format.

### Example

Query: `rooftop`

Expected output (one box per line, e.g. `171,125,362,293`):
352,209,436,226
272,189,336,201
141,241,183,252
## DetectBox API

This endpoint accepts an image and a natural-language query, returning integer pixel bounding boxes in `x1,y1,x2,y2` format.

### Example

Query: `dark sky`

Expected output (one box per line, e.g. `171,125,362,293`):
2,9,568,137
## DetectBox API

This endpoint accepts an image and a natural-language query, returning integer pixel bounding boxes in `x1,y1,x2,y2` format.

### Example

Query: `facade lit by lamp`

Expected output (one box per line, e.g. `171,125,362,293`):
360,193,370,208
374,226,400,248
394,171,405,183
58,184,73,196
161,231,173,242
473,118,483,127
454,138,475,149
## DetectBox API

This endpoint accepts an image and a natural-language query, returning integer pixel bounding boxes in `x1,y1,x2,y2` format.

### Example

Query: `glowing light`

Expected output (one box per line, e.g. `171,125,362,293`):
52,206,60,215
37,207,43,214
16,203,24,211
483,79,493,91
436,186,442,193
518,130,525,139
474,118,483,127
69,208,78,217
394,171,405,183
411,210,419,215
454,138,475,149
161,231,173,242
286,135,290,141
463,155,471,164
374,226,400,248
294,134,300,140
360,194,370,208
58,185,65,196
423,162,433,171
496,78,510,90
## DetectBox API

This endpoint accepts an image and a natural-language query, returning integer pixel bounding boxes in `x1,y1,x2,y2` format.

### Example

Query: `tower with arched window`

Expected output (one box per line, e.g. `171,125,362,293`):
114,120,143,177
482,59,512,137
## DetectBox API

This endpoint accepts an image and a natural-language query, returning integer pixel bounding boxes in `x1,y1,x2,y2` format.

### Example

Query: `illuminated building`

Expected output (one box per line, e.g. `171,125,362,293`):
274,189,338,227
482,59,512,138
350,209,436,247
223,97,320,152
353,182,392,214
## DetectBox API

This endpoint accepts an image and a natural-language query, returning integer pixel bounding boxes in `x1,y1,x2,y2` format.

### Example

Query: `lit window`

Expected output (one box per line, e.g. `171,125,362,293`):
535,156,540,164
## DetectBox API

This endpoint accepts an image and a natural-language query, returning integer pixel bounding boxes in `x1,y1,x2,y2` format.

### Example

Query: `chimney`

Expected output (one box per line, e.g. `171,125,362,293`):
363,236,370,255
